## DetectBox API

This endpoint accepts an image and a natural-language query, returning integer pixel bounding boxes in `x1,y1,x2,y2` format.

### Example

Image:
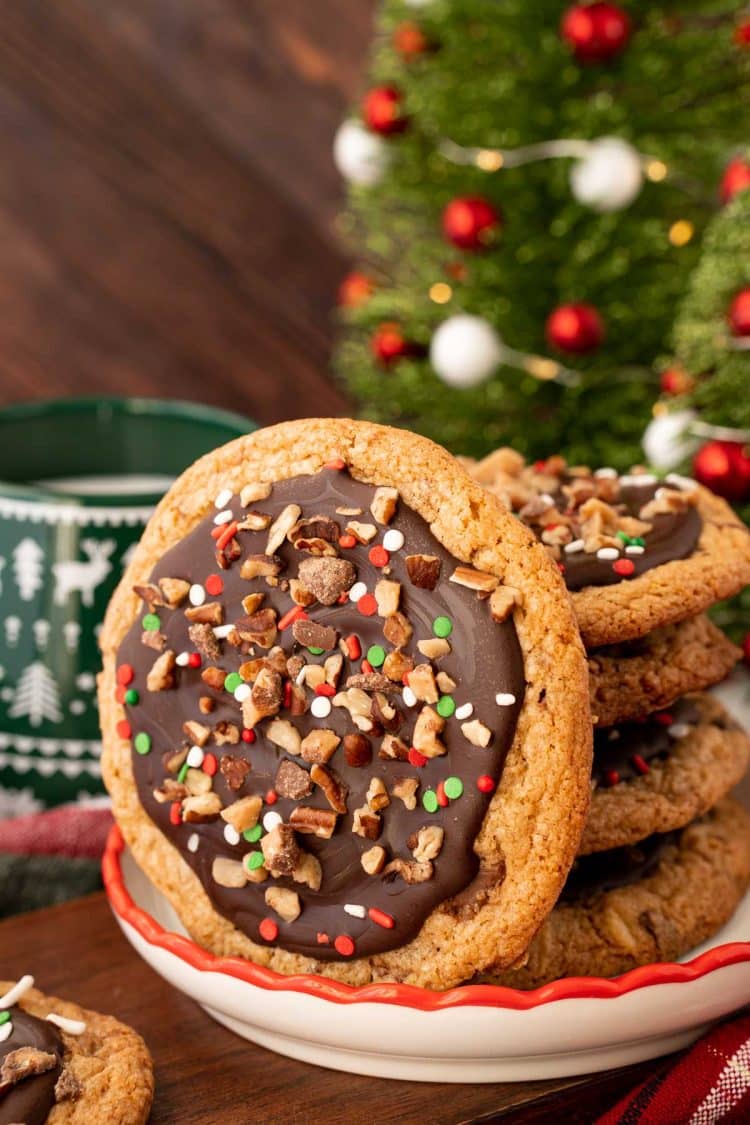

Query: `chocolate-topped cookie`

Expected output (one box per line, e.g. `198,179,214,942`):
487,799,750,988
588,615,741,728
0,975,152,1124
467,448,750,647
99,419,591,989
582,694,750,855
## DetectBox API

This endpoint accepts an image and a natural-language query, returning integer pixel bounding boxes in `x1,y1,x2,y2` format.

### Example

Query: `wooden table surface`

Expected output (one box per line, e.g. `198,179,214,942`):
0,891,668,1124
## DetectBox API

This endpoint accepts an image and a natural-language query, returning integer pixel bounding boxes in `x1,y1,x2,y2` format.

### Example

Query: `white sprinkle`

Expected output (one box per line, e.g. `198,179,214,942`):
620,473,657,488
668,722,691,740
295,667,307,686
594,467,617,479
596,547,620,561
0,1023,12,1043
176,652,190,667
402,686,417,708
263,811,283,832
625,544,645,555
234,683,251,703
213,509,233,525
539,493,556,507
224,824,241,846
213,624,235,639
495,692,516,706
382,529,405,552
187,832,200,853
311,696,332,719
215,487,233,509
349,581,368,603
46,1013,87,1036
455,703,474,720
187,745,204,768
0,975,34,1009
666,473,698,492
189,583,206,607
344,903,366,919
564,538,585,554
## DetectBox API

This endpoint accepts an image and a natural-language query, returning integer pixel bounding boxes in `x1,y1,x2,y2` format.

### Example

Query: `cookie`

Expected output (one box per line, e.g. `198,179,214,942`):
582,694,750,855
588,615,741,727
0,975,153,1124
487,798,750,988
99,419,592,990
467,448,750,647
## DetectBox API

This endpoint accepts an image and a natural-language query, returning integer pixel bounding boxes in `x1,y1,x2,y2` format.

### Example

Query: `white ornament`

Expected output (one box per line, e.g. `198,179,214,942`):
13,539,44,602
430,315,503,388
63,621,81,653
4,616,21,648
32,619,51,652
642,409,699,471
570,138,644,212
52,538,115,608
333,120,390,187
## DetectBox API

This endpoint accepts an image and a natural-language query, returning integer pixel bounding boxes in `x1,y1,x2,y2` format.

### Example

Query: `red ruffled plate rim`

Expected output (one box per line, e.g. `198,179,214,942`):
103,825,750,1011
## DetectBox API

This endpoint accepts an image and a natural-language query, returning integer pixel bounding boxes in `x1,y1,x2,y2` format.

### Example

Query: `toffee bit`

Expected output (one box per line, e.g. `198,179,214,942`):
345,672,397,694
221,794,262,832
405,554,441,590
159,577,190,607
374,579,401,618
297,557,356,606
275,759,313,800
188,622,220,662
300,728,341,764
292,618,338,652
201,665,226,691
220,754,252,790
133,583,164,612
382,611,413,648
240,554,284,580
182,792,223,822
183,719,211,746
461,719,492,748
185,601,224,626
265,886,301,923
261,823,301,877
370,486,399,525
289,579,316,607
241,592,265,616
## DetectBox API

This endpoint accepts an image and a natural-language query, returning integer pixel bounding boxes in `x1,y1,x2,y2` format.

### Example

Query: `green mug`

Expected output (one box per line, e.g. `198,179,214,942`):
0,397,253,815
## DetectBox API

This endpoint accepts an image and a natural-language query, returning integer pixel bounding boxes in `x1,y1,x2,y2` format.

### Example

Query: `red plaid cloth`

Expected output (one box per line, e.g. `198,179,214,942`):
0,802,112,859
599,1012,750,1124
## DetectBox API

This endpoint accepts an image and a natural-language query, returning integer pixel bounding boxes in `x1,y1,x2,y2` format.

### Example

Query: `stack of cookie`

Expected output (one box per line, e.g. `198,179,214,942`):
468,449,750,986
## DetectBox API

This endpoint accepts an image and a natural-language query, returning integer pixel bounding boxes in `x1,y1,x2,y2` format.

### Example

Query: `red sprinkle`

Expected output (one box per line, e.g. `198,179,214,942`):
604,769,620,787
169,802,182,826
345,634,361,660
339,534,357,549
316,932,330,945
216,520,239,551
315,683,336,697
210,526,223,540
334,934,355,957
324,458,346,470
279,606,308,631
534,459,547,471
436,780,449,808
202,752,218,777
368,908,395,930
632,754,650,775
205,574,224,596
337,593,349,604
116,664,134,686
612,558,636,577
259,918,279,942
187,652,202,669
408,747,428,768
116,720,132,740
368,545,390,568
115,685,127,704
476,775,495,793
654,712,674,726
283,680,293,709
557,562,566,573
241,728,256,744
265,789,278,805
357,594,378,616
361,660,374,675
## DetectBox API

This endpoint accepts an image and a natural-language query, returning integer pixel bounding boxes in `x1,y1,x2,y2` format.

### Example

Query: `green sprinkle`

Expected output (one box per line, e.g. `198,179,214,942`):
437,695,455,718
142,613,161,631
0,1011,9,1026
444,776,464,800
177,761,189,783
243,825,263,843
367,644,386,668
224,672,243,693
134,732,152,755
124,688,139,705
422,789,439,813
433,616,452,639
631,537,645,547
244,851,265,871
307,646,324,655
616,530,630,544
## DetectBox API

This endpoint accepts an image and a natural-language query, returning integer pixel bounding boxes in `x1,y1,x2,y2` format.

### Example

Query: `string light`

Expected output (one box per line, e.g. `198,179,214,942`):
429,282,453,303
669,220,694,247
645,160,668,182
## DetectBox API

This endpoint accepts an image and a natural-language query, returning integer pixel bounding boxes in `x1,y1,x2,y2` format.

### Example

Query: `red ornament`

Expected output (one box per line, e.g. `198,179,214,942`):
393,21,428,59
728,288,750,337
720,158,750,205
371,322,409,365
546,303,604,354
660,366,695,396
339,272,374,308
693,441,750,503
442,196,501,251
561,2,631,62
362,86,407,136
734,21,750,47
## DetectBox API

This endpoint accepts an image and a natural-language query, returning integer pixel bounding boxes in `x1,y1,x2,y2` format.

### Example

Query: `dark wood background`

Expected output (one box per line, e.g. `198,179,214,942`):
0,0,374,421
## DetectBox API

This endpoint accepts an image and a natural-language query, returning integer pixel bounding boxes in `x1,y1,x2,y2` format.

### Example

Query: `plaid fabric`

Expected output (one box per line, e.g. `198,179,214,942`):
599,1013,750,1125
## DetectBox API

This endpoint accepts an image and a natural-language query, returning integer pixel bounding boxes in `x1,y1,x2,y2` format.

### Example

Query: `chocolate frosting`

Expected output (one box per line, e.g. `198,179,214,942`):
592,698,702,788
117,469,525,960
0,1008,63,1125
562,830,680,904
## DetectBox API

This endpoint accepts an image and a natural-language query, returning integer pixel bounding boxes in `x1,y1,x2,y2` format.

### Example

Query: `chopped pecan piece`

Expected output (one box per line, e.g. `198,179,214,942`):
235,607,278,649
382,650,413,683
299,663,325,690
292,851,322,890
241,592,265,616
411,825,444,862
374,579,401,618
640,487,692,519
379,734,409,761
261,823,301,877
300,728,340,764
293,536,338,556
310,763,348,813
200,666,225,691
289,579,316,607
152,778,188,804
352,806,381,840
461,719,492,748
141,628,167,652
276,759,312,799
221,794,262,832
266,504,302,556
345,672,395,694
370,486,399,525
383,611,413,648
185,601,224,626
188,623,220,662
392,776,419,810
366,776,390,812
383,858,433,884
297,557,356,606
289,805,338,839
361,845,387,875
240,481,272,506
489,586,520,623
183,719,211,746
146,649,176,692
449,566,500,593
0,1047,57,1086
243,666,283,726
412,706,447,757
133,583,163,612
266,718,302,756
237,511,272,531
182,792,222,822
240,553,284,580
408,664,439,704
417,637,451,659
198,695,215,714
265,886,301,922
371,692,403,733
216,537,242,570
292,618,338,651
184,768,212,796
344,732,372,767
212,857,247,888
345,520,377,543
213,721,240,746
164,747,188,773
405,554,441,590
220,754,251,791
289,515,340,545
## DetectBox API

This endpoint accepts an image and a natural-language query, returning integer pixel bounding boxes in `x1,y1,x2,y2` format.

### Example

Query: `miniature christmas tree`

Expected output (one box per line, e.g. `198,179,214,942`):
9,662,62,728
335,1,750,465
